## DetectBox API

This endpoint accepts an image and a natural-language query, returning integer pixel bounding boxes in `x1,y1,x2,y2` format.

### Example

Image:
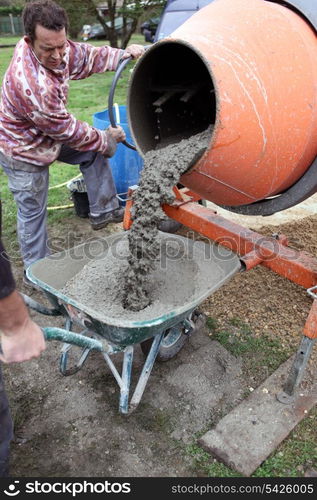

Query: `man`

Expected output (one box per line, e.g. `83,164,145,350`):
0,0,144,276
0,237,45,477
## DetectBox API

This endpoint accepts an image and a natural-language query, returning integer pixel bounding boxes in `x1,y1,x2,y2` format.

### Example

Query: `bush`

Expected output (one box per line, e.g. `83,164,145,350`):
0,6,23,16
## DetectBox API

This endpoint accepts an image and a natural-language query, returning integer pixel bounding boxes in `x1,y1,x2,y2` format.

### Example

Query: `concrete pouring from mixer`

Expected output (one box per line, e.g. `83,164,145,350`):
122,128,211,311
60,232,203,322
61,129,211,315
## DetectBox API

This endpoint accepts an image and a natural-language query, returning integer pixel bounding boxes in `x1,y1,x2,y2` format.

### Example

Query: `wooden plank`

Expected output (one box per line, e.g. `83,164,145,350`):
198,356,317,476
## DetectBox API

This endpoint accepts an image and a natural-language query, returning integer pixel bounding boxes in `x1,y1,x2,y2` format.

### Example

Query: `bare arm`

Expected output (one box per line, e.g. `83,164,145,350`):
0,290,45,363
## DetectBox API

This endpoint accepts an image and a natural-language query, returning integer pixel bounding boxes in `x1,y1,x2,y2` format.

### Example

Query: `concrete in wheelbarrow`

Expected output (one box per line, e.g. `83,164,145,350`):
198,355,317,476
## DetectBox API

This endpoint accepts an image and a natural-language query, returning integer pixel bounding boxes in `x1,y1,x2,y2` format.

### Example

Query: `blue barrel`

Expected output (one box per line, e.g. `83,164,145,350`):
93,105,144,205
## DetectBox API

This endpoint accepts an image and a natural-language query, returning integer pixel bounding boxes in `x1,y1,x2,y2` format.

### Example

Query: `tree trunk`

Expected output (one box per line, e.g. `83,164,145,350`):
120,18,138,49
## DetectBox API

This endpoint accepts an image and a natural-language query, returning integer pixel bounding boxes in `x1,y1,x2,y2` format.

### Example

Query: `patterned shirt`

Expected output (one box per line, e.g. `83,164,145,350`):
0,38,123,167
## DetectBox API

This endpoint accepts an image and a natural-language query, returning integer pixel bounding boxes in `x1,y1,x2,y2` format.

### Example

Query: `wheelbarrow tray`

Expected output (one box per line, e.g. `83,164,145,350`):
27,231,241,347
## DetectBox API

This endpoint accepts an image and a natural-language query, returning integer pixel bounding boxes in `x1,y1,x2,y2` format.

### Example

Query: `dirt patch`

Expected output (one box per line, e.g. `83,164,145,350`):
3,210,317,477
201,216,317,356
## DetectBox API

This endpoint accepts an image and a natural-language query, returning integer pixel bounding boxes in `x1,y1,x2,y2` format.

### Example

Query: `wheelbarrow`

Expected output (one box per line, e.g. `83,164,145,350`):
22,231,241,414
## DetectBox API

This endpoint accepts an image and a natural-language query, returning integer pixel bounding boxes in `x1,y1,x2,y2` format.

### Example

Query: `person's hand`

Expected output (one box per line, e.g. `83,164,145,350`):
107,125,126,143
0,317,45,363
0,289,46,363
122,44,145,60
104,126,126,158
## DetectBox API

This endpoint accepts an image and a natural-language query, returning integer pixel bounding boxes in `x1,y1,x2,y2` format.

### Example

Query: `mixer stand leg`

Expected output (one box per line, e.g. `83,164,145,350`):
277,336,316,404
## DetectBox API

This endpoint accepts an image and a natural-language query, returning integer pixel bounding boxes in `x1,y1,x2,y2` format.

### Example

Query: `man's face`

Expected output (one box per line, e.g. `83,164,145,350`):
25,24,67,70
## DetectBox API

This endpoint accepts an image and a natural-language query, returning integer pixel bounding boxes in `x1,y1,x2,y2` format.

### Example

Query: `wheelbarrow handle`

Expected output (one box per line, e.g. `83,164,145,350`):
42,327,105,351
0,328,106,358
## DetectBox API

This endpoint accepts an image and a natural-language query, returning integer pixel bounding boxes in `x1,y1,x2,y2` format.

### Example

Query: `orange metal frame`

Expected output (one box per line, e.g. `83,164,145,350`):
123,186,317,340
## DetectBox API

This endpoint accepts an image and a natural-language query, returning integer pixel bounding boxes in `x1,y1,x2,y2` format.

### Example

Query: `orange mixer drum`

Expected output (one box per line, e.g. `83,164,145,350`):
128,0,317,206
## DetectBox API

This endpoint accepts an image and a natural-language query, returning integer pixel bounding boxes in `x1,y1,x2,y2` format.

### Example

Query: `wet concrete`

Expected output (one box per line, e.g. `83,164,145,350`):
123,128,211,311
61,233,199,322
59,231,240,323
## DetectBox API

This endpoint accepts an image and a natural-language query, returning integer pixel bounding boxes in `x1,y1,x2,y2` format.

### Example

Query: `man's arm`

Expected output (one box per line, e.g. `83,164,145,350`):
68,40,145,79
2,40,139,160
27,99,123,159
0,240,45,363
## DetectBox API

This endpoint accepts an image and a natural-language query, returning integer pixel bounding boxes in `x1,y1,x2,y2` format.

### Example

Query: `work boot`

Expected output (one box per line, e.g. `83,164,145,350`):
89,207,124,230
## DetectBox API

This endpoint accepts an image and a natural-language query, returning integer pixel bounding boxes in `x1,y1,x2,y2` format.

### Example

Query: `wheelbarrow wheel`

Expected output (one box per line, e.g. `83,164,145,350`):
141,324,188,362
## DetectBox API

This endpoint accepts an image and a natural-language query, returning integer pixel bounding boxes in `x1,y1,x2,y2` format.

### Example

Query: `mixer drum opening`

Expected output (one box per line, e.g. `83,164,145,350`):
127,41,216,155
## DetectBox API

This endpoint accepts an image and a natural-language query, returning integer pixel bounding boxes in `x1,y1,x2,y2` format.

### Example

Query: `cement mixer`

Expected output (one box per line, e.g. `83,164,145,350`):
119,0,317,402
127,0,317,215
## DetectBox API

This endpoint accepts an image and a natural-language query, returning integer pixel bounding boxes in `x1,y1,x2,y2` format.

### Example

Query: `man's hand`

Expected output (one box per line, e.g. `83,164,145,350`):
122,44,145,60
0,290,45,363
0,318,45,363
104,125,126,158
107,125,126,143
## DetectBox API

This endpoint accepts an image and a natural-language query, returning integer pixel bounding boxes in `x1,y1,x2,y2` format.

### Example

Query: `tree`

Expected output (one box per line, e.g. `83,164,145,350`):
58,0,97,39
7,0,165,47
86,0,165,49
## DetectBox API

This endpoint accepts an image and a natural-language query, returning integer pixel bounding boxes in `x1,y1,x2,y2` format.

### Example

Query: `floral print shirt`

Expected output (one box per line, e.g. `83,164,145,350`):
0,38,123,166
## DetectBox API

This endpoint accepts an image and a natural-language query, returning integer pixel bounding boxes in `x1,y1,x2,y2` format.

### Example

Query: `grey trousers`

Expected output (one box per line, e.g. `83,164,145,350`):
1,146,119,268
0,365,13,477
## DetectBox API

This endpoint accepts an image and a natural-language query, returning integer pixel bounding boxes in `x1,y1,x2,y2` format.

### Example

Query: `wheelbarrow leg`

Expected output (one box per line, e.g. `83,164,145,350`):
277,336,316,404
120,346,134,414
129,332,164,413
102,346,134,415
65,317,72,331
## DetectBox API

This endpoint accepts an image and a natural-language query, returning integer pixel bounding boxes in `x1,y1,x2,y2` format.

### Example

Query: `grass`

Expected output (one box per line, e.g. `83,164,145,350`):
0,36,20,45
186,443,243,477
0,35,141,252
254,409,317,477
191,316,317,477
186,406,317,477
206,316,289,372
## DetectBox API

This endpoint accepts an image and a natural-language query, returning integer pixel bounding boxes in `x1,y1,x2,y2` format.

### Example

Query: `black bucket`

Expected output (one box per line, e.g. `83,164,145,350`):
71,191,89,218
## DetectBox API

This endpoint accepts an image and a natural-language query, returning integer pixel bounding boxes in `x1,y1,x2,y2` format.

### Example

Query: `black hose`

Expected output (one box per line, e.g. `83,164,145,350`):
108,56,136,151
